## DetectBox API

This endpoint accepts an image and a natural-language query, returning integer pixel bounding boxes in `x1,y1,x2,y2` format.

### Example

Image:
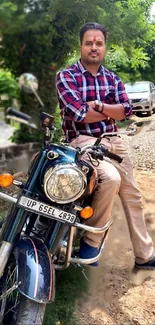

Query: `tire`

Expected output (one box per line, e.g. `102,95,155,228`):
16,296,46,325
0,256,46,325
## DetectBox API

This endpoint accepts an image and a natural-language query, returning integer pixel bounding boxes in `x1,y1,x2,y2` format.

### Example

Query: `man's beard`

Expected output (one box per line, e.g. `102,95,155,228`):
82,54,101,66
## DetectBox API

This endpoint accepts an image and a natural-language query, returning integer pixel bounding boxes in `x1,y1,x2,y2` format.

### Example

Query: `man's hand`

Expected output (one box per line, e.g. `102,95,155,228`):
83,101,107,123
87,101,95,109
88,100,125,121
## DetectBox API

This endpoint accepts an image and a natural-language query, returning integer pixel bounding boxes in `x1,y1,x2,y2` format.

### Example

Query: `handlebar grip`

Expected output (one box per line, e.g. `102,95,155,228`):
99,144,123,163
105,151,123,163
7,107,31,121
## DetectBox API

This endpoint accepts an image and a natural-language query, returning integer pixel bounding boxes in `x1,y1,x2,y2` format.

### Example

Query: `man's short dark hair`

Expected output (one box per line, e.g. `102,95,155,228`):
80,22,107,44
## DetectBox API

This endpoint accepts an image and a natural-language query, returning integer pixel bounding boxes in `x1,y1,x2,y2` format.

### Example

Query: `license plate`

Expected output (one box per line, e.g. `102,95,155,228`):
18,196,76,224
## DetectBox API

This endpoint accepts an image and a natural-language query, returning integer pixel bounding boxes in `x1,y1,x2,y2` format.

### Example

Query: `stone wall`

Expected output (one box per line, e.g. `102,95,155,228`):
0,143,41,174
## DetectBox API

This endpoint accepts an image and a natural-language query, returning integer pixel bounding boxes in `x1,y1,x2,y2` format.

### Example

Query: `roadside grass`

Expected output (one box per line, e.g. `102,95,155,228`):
117,118,134,129
43,266,89,325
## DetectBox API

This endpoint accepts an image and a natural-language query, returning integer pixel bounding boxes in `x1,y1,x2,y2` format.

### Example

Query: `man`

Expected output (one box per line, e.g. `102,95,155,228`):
56,22,155,268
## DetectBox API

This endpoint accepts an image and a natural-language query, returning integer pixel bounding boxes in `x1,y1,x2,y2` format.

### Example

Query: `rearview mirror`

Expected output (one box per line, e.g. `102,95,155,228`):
18,73,44,107
18,73,38,93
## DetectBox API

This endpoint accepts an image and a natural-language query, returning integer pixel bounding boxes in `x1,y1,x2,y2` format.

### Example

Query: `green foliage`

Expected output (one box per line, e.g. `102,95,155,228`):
9,106,63,144
105,46,129,71
0,69,19,113
101,0,154,81
140,25,155,82
47,0,105,66
10,124,43,144
1,0,155,143
130,48,150,70
105,45,150,82
0,1,18,32
52,105,63,144
0,69,18,97
0,0,59,142
48,0,154,82
117,119,134,129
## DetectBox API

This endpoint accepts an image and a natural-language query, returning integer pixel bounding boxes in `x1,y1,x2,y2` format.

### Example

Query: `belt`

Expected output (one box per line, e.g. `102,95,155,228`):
69,134,119,144
94,134,120,145
104,134,118,137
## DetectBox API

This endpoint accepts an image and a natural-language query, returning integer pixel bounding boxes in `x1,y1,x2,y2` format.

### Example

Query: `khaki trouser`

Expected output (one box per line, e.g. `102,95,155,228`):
70,134,154,264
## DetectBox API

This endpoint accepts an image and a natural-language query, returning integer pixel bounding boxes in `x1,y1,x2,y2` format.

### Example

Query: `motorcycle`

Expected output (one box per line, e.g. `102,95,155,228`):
0,73,140,324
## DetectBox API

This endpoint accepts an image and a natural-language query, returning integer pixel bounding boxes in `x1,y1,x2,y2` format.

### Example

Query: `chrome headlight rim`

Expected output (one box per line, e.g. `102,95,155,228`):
44,163,87,204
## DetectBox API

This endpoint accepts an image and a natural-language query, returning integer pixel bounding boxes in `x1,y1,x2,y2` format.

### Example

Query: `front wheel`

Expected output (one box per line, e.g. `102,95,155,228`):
0,256,46,325
16,296,46,325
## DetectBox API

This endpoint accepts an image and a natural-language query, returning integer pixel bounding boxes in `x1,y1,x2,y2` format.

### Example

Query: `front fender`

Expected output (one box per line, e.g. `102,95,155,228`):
14,236,55,303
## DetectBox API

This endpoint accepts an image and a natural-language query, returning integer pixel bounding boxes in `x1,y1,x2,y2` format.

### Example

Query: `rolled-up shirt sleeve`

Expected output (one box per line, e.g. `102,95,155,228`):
114,74,132,119
56,70,90,122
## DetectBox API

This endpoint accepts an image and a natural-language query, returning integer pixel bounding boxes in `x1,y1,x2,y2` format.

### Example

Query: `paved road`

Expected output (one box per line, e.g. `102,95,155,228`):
0,120,15,148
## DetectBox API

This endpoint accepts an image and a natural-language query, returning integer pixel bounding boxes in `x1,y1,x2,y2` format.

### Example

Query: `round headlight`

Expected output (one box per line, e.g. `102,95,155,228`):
44,164,87,204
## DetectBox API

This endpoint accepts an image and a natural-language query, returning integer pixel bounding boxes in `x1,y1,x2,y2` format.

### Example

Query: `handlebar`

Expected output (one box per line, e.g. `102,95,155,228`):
7,107,31,121
6,107,37,129
99,145,123,163
80,144,123,163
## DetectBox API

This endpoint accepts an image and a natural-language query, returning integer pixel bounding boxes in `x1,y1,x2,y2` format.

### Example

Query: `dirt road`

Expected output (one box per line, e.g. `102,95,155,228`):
77,118,155,325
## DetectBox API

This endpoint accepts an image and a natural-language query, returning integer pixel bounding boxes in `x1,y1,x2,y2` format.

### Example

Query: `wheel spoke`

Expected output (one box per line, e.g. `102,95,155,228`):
0,282,19,300
0,260,20,322
4,300,19,316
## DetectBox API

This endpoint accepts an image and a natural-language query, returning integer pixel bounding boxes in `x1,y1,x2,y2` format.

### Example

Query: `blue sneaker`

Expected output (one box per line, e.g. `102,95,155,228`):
79,238,99,267
135,255,155,270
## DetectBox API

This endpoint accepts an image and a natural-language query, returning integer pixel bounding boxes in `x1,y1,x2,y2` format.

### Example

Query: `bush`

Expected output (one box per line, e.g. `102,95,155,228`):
53,105,63,143
0,69,18,98
10,105,63,144
0,69,19,113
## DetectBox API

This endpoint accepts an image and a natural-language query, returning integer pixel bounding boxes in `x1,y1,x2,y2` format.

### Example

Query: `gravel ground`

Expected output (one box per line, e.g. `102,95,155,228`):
122,115,155,171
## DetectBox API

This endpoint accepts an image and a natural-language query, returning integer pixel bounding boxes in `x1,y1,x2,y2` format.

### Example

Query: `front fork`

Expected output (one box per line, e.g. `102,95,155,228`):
0,195,29,277
0,241,13,276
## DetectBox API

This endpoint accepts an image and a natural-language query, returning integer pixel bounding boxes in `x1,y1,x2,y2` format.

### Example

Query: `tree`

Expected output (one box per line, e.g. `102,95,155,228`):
0,0,154,143
0,1,58,142
0,69,18,115
48,0,154,82
0,0,104,142
0,1,18,32
139,23,155,82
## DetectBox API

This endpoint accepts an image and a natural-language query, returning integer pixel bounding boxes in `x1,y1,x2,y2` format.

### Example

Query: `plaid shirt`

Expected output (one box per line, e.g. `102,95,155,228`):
56,60,132,142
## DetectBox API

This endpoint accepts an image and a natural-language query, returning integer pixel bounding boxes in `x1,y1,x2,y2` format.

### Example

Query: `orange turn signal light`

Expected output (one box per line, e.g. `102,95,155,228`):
0,173,14,188
80,206,94,219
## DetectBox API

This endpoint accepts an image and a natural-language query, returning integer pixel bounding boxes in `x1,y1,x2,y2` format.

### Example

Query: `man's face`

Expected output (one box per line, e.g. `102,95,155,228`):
80,29,106,66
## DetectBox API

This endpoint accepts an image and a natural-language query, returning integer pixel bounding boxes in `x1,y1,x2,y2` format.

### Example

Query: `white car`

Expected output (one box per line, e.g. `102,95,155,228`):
125,81,155,116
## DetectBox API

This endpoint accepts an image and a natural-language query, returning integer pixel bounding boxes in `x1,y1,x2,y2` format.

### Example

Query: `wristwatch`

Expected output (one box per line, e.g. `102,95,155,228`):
94,100,104,113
